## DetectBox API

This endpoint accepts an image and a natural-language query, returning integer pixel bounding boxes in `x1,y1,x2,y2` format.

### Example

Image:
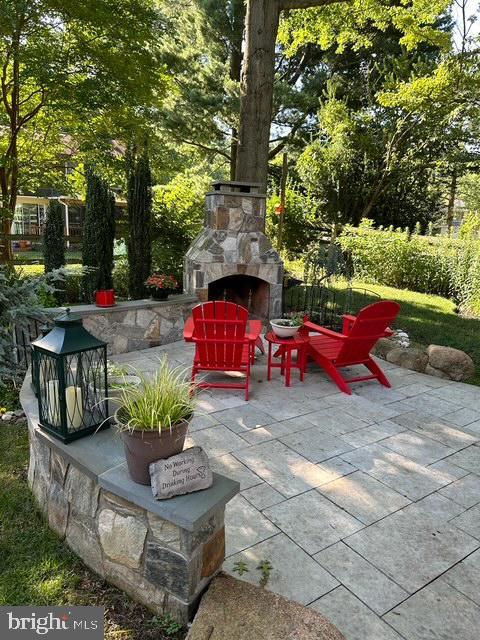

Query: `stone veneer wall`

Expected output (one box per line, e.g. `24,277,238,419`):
47,295,198,355
27,423,227,623
22,376,238,623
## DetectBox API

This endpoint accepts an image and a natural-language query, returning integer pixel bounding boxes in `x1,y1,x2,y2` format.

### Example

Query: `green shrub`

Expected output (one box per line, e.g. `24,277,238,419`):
338,219,480,316
113,257,130,299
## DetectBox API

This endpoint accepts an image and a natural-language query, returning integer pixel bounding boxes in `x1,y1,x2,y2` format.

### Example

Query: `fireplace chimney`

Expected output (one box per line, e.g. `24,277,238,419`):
184,181,284,319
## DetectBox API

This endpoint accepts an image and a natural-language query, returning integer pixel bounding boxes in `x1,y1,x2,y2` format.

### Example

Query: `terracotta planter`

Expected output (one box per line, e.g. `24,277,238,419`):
150,288,170,301
95,289,116,307
118,416,190,485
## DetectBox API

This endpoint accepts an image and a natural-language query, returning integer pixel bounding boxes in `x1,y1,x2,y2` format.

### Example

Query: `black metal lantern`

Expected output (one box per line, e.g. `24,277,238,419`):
32,310,110,443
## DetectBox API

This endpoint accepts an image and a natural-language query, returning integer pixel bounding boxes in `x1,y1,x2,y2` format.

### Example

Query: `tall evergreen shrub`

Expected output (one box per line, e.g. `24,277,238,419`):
82,167,116,300
126,145,152,299
43,200,65,273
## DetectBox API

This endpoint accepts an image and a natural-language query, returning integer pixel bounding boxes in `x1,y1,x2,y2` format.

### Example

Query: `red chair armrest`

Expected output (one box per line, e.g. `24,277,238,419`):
303,320,347,341
246,319,262,341
342,314,356,334
184,316,194,341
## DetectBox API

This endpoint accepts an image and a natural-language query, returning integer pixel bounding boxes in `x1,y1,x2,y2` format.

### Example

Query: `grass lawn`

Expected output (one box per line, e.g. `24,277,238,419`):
286,278,480,385
0,420,186,640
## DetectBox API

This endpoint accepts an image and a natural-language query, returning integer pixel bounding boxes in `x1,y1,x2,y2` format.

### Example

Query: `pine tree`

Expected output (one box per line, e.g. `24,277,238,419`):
82,166,116,300
126,145,152,299
43,200,65,273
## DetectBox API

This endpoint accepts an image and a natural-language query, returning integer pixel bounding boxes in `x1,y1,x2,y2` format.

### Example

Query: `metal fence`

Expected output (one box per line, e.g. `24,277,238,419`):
12,316,53,370
282,283,381,331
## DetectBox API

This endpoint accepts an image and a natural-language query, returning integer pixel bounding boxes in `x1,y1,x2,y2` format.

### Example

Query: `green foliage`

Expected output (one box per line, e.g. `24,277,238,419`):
113,257,130,300
115,357,196,433
151,173,208,280
127,146,153,299
82,167,116,299
0,267,61,385
266,183,322,258
232,560,249,576
257,560,273,589
43,201,66,274
338,220,480,316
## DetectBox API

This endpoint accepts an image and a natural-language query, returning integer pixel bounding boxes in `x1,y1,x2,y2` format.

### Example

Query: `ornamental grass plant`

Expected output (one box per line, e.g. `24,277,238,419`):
115,357,196,433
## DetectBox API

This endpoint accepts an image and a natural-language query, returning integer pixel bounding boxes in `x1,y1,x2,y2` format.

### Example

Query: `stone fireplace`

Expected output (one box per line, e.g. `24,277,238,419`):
184,181,284,319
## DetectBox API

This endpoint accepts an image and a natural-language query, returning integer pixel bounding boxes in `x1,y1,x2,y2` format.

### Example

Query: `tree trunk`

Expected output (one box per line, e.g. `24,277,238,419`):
235,0,280,192
229,0,245,180
446,168,457,232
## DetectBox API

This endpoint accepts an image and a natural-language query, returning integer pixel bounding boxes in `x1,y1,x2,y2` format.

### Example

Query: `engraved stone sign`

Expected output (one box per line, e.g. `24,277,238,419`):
150,446,213,500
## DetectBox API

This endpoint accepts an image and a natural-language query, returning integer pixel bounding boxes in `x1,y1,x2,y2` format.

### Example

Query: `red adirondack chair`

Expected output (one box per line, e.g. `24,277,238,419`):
188,301,255,400
302,300,401,395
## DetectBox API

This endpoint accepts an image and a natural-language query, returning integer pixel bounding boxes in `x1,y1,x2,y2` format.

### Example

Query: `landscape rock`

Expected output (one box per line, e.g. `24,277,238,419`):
186,573,345,640
372,337,396,359
426,345,475,381
1,412,13,422
98,509,147,569
425,364,451,380
386,347,428,372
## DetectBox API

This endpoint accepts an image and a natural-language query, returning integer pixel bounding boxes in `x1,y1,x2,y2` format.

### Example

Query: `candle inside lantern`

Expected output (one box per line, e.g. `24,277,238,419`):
46,379,60,425
66,385,83,430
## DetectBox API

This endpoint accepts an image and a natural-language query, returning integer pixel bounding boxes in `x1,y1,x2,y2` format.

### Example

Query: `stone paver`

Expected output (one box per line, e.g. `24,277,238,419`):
380,430,455,465
209,453,262,490
213,404,275,433
314,542,409,615
445,444,480,474
310,587,404,640
280,425,354,463
117,342,480,639
344,495,477,593
341,420,405,448
450,504,480,540
241,482,285,511
263,490,364,554
224,533,339,605
384,578,480,640
225,494,279,556
439,473,480,508
318,470,411,525
342,443,453,500
234,440,337,497
442,548,480,605
185,424,247,458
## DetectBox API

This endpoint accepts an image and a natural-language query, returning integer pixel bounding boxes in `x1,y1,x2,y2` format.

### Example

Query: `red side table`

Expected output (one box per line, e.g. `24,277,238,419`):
265,331,309,387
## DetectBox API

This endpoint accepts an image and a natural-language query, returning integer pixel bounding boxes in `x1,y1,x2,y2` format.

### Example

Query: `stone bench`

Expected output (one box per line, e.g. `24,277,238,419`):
21,374,239,623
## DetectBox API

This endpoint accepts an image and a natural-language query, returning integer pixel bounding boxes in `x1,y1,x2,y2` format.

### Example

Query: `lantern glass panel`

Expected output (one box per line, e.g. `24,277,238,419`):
36,346,108,440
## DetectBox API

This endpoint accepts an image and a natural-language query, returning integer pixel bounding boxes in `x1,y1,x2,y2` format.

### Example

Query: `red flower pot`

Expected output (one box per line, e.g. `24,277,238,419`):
95,289,116,307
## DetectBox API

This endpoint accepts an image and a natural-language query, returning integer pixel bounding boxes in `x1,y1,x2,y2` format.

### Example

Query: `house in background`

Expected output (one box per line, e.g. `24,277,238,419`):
12,190,127,261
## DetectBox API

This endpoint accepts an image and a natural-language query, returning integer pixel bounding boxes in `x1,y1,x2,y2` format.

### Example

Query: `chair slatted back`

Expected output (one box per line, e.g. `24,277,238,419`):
192,301,249,368
335,301,400,365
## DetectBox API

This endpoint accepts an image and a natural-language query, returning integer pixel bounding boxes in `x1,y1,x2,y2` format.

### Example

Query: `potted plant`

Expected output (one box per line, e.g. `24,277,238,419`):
114,357,196,485
145,273,179,300
90,361,142,418
270,315,304,338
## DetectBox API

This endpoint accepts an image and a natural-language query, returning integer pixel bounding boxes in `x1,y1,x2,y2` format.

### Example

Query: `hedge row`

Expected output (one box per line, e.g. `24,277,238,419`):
338,220,480,315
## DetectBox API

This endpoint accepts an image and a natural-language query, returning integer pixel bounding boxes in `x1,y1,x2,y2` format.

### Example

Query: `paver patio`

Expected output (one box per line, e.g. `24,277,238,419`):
114,339,480,640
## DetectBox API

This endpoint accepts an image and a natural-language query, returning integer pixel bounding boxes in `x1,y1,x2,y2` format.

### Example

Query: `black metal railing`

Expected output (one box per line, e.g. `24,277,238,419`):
282,282,381,331
13,316,54,369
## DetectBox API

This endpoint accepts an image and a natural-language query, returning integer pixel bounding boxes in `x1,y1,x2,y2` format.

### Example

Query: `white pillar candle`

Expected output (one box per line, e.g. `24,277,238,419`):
46,379,59,426
65,385,83,430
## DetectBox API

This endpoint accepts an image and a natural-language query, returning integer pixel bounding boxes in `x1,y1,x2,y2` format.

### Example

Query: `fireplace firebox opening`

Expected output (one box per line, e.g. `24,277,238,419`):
208,275,270,320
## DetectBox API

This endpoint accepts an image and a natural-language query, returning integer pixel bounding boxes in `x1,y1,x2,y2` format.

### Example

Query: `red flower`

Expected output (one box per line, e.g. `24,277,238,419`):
145,273,178,289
